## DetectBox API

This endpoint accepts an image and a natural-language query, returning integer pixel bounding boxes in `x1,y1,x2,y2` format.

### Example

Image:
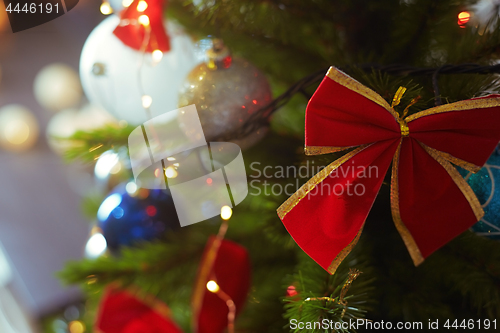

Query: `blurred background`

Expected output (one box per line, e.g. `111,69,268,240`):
0,1,106,332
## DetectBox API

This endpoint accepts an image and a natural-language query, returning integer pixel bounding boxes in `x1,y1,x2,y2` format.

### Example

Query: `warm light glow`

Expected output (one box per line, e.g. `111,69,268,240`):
94,151,119,179
138,15,150,26
152,49,163,62
100,2,113,15
142,95,153,108
206,178,213,185
85,233,107,259
206,280,220,293
126,181,138,194
165,166,178,178
137,0,148,12
167,157,176,161
122,0,133,7
5,120,30,145
221,205,232,220
458,11,470,26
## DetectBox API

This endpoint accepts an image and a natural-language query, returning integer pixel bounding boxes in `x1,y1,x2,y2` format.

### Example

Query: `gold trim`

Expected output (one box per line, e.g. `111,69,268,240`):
304,146,351,156
420,142,484,221
327,225,364,275
406,97,500,123
390,140,425,266
398,118,409,137
326,67,400,120
420,144,481,173
277,145,369,220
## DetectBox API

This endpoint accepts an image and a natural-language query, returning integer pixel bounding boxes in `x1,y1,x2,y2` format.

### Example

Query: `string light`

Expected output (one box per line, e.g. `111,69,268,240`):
152,49,163,62
221,205,232,220
100,1,113,15
165,166,178,178
137,0,148,12
458,11,471,27
206,279,236,333
141,95,153,108
206,280,220,293
138,15,150,26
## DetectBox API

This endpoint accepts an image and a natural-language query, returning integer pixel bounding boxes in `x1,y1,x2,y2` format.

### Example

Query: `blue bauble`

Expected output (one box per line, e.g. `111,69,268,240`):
462,147,500,239
97,182,180,251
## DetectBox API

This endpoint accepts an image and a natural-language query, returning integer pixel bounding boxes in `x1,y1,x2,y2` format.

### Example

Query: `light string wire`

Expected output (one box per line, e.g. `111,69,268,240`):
217,63,500,142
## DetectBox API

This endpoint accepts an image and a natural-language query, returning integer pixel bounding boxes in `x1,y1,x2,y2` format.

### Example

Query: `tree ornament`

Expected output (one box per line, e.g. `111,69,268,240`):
192,236,251,333
97,182,180,252
463,145,500,239
0,104,39,152
178,39,272,149
33,63,82,112
95,286,182,333
80,15,196,125
113,0,170,53
278,66,500,274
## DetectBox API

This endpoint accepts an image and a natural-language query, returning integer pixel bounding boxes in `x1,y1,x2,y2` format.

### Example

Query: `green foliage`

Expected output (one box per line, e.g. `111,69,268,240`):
284,252,373,333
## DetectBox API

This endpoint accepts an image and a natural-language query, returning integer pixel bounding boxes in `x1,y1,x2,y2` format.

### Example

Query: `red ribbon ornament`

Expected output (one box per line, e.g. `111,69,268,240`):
95,287,182,333
114,0,171,53
277,67,500,274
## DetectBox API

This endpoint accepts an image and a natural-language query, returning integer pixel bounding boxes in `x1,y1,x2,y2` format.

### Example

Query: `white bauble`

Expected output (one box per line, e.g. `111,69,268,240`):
0,105,39,152
33,64,82,112
80,16,197,125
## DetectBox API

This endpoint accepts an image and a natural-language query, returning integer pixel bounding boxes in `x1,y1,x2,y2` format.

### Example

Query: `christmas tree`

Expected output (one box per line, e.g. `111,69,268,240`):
49,0,500,332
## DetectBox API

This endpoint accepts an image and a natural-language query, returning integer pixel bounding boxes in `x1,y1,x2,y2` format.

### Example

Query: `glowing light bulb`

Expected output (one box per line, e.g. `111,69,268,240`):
458,11,470,26
165,166,178,178
85,233,107,258
207,280,220,293
138,15,150,26
142,95,153,108
126,182,138,194
100,2,113,15
152,49,163,62
122,0,133,7
221,205,232,220
137,0,148,12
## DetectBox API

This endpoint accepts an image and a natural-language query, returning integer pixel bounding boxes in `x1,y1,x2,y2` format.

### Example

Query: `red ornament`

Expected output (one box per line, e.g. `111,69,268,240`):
113,0,171,53
95,286,182,333
278,67,500,274
192,236,251,333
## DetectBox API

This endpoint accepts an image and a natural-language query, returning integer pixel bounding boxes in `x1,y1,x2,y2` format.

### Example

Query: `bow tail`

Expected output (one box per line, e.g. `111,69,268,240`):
393,138,484,265
278,139,399,274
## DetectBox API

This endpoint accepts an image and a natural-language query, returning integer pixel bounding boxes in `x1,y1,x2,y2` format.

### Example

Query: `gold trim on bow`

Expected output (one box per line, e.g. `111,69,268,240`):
328,224,365,274
420,144,481,173
406,97,500,122
304,146,351,156
326,67,400,120
277,145,370,220
390,139,424,266
420,143,484,221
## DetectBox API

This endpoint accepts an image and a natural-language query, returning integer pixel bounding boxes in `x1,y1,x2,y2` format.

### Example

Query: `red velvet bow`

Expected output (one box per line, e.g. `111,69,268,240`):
278,67,500,274
95,287,182,333
192,237,251,333
114,0,171,53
